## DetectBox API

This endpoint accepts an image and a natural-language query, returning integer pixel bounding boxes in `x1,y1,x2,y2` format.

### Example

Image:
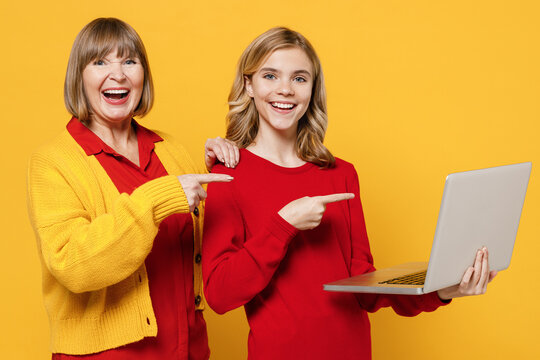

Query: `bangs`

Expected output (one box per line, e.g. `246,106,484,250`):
65,18,154,123
78,20,142,68
243,30,320,78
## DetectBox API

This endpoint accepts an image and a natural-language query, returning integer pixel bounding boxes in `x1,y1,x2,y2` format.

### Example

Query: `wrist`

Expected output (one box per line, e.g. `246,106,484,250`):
436,289,452,302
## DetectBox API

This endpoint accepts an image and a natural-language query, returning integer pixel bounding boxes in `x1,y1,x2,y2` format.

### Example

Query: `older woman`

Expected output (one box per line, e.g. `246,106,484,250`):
27,18,236,359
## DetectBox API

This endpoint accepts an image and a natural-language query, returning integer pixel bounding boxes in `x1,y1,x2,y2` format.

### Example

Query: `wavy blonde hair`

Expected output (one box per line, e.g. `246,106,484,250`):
226,27,335,168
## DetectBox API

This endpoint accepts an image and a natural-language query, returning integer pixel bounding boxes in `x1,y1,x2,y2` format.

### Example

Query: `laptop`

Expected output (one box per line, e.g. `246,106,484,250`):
324,162,532,295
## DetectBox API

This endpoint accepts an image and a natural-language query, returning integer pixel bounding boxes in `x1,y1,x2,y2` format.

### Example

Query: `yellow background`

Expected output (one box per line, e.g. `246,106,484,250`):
1,0,539,358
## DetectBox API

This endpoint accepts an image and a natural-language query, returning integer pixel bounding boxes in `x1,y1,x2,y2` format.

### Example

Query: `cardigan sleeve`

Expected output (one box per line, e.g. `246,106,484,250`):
202,170,299,314
346,164,449,315
27,150,190,294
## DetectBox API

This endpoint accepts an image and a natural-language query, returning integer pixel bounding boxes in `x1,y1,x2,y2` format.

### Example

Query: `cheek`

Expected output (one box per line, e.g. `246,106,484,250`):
135,75,145,90
252,80,272,99
132,68,145,90
252,97,268,114
82,71,101,95
81,74,92,93
252,89,269,109
299,88,313,106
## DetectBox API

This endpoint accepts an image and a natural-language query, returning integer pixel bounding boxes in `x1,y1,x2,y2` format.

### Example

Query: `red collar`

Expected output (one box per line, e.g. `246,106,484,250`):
66,117,163,157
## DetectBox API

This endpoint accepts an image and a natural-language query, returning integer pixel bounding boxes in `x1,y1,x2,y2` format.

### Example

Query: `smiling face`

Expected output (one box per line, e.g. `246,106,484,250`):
245,47,313,136
82,49,144,127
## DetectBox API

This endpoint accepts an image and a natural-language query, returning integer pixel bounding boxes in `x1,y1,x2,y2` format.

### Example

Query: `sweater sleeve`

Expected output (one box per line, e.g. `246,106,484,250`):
346,164,449,315
27,151,190,294
202,172,299,314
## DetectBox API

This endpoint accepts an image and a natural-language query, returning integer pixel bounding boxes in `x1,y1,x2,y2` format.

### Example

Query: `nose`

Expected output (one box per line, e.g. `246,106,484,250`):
108,61,126,81
277,80,294,96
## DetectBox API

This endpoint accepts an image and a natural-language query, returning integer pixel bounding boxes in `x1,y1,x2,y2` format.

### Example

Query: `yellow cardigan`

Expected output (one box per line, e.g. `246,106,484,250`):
27,129,205,355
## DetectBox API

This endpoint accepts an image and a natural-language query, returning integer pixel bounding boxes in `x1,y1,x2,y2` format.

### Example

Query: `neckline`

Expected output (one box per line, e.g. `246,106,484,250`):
242,148,316,174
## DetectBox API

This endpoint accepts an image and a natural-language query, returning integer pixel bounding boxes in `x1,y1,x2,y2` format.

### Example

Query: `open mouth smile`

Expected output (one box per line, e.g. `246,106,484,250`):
102,88,130,105
270,102,296,111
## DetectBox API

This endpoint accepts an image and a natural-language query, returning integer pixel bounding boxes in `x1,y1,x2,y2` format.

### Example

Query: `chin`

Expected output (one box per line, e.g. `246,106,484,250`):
272,120,299,132
104,111,134,122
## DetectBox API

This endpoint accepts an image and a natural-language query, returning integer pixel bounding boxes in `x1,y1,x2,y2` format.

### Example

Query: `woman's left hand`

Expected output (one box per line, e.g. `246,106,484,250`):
437,247,498,301
205,137,240,171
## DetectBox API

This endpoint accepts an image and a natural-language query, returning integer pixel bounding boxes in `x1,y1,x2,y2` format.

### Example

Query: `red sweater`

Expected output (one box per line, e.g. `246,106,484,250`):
202,149,447,360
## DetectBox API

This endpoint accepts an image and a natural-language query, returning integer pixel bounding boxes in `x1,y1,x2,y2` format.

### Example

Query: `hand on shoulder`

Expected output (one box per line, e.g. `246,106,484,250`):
205,137,240,171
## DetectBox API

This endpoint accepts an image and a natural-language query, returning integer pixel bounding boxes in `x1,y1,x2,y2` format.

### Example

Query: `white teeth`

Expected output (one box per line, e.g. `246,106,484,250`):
103,89,129,94
272,102,294,109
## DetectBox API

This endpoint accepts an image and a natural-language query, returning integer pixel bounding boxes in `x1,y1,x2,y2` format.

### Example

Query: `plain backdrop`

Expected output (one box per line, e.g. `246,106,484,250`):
1,1,539,359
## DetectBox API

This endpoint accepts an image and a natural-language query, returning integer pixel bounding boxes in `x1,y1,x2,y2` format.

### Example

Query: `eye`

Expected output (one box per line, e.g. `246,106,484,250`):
125,59,138,65
293,76,307,82
93,59,105,66
263,74,276,80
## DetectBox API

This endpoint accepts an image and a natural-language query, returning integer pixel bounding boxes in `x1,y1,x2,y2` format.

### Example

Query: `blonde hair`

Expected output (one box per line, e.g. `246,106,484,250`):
226,27,335,168
64,18,154,124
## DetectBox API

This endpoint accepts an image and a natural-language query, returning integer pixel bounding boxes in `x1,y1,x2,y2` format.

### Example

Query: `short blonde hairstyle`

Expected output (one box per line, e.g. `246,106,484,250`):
64,18,154,124
226,27,335,168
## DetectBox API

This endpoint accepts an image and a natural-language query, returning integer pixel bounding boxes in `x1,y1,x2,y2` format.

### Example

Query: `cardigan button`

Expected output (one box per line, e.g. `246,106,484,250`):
195,253,202,264
193,207,200,217
195,295,202,306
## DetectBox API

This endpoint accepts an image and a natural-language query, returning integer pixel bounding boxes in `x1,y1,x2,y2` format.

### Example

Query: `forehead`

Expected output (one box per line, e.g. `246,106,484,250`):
79,30,142,67
97,48,139,60
88,42,139,60
258,47,313,74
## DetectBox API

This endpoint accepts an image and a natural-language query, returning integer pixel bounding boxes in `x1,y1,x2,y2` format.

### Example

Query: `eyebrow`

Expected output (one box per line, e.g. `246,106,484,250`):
259,67,312,77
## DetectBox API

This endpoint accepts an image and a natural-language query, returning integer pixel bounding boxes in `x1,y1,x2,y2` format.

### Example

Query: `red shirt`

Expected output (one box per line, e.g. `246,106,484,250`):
54,118,209,360
203,149,447,360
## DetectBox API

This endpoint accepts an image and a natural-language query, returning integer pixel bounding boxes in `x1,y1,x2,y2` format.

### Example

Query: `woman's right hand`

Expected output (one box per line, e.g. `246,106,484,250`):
178,174,233,212
278,193,354,230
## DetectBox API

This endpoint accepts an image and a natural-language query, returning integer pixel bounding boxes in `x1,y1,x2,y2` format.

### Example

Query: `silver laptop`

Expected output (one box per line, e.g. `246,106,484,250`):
324,162,532,295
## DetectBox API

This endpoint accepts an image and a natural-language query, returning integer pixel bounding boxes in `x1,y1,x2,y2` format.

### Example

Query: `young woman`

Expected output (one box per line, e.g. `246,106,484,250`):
202,27,496,360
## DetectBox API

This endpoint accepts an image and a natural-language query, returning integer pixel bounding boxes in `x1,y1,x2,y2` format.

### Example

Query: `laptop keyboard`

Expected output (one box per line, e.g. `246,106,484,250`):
378,270,427,285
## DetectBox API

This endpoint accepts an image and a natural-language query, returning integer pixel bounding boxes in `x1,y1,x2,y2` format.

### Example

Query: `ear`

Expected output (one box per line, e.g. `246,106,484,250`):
244,75,254,98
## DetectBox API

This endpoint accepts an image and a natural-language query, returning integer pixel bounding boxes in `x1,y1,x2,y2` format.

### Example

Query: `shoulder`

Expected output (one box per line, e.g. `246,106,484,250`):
320,157,361,191
327,157,358,176
206,154,249,198
151,130,188,152
151,129,176,143
30,130,84,167
333,157,354,169
151,130,203,173
28,131,95,195
210,148,254,177
209,163,237,178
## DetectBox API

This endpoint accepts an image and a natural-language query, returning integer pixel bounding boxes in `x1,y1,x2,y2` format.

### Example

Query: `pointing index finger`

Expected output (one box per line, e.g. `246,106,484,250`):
317,193,355,204
194,173,234,184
